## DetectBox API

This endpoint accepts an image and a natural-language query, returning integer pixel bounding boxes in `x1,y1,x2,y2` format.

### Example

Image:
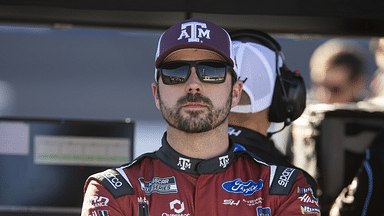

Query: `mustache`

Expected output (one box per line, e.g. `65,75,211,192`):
176,93,213,108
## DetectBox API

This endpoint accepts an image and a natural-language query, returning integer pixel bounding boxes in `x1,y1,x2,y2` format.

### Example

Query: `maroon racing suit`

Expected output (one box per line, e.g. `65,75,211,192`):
81,133,320,216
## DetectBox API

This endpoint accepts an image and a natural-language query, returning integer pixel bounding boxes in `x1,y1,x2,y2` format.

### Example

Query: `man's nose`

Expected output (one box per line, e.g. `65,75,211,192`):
185,67,203,94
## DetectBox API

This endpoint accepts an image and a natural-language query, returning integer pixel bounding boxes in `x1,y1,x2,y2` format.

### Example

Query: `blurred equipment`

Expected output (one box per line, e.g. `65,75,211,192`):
329,129,384,216
0,117,134,216
291,102,384,215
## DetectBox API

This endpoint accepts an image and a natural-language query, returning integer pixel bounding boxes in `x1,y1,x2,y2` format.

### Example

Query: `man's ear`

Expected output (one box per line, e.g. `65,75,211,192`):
152,83,161,110
231,80,243,108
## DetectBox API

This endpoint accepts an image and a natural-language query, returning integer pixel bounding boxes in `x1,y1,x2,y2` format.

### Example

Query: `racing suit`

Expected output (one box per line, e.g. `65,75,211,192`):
82,133,320,216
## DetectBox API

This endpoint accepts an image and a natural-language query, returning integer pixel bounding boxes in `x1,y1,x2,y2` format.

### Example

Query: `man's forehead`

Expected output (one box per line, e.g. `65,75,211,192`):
163,48,227,63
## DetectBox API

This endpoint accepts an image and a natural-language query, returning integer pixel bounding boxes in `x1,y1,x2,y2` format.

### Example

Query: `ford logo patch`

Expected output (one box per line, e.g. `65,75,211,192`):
221,178,263,196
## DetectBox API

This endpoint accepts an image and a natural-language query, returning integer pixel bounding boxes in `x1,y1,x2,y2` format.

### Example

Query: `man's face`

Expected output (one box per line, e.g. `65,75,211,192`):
152,49,241,133
312,65,362,103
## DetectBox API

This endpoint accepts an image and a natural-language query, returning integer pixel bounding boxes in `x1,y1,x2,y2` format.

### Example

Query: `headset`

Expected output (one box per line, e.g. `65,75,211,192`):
230,30,306,126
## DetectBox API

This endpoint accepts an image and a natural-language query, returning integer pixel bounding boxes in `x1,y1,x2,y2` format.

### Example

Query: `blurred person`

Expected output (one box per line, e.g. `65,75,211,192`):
309,39,367,104
328,38,384,216
81,19,320,216
228,30,317,191
304,39,368,213
367,37,384,106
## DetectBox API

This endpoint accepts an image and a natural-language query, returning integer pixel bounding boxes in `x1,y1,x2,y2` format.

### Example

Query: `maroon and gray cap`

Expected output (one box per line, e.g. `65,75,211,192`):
154,18,237,79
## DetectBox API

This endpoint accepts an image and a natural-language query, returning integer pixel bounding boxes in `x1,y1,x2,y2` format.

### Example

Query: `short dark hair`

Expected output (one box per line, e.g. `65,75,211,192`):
330,53,364,81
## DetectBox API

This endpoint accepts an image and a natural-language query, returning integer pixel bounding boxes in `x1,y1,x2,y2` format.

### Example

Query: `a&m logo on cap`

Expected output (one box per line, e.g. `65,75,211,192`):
177,21,211,42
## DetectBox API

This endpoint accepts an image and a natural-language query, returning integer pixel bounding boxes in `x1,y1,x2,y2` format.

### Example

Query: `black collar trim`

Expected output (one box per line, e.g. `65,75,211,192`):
228,125,270,151
156,132,236,175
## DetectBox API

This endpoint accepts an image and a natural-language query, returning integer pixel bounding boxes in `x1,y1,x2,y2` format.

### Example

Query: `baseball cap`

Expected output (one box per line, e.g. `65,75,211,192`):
154,18,236,80
230,41,283,113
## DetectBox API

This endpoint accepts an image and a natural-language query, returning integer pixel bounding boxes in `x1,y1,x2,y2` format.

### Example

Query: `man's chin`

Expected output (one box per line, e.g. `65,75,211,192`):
180,125,213,134
181,110,206,118
176,118,213,133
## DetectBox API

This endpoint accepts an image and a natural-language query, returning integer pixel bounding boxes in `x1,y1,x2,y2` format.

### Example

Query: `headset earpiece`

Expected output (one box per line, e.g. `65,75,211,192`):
230,30,306,125
269,66,306,124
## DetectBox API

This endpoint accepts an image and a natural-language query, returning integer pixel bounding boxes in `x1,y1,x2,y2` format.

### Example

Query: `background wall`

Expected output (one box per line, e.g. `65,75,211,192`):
0,25,377,157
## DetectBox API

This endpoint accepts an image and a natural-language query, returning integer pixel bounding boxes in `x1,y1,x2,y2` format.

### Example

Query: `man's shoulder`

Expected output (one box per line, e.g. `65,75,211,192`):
85,152,157,198
269,166,302,195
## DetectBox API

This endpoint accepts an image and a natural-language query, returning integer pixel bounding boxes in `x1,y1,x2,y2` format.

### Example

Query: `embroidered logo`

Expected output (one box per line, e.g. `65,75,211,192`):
89,196,109,207
219,155,230,168
102,170,123,189
223,199,240,206
297,186,317,197
298,194,319,207
221,178,263,196
300,205,321,215
228,127,242,136
243,197,263,206
170,199,185,214
278,168,295,187
178,21,210,42
137,197,149,205
296,186,318,206
234,143,247,152
177,157,192,170
138,176,178,195
256,207,271,216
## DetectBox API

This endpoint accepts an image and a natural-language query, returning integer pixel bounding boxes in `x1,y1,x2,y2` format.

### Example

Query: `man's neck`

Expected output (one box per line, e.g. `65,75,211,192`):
165,122,229,160
228,111,271,136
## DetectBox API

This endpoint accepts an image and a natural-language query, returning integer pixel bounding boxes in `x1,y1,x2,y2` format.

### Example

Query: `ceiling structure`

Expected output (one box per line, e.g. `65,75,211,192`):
0,0,383,37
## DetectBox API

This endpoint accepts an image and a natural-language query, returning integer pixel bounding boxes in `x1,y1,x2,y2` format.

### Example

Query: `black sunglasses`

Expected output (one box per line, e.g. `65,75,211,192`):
158,60,236,85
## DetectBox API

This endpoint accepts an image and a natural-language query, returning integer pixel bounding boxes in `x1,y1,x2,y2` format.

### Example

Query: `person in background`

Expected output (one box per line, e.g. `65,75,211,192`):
228,30,317,192
309,39,368,104
328,37,384,216
81,19,320,216
367,37,384,106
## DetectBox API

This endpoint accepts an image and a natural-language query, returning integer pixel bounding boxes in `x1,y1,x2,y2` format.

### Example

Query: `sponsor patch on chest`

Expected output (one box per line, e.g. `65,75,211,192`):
221,178,263,196
138,176,178,195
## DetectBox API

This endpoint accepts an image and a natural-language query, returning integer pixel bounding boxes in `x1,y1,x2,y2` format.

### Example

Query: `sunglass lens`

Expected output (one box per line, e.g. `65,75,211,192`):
161,63,190,85
197,62,226,83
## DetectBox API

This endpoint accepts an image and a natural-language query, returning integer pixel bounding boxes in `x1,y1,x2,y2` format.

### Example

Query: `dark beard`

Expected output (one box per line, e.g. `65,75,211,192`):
158,90,232,133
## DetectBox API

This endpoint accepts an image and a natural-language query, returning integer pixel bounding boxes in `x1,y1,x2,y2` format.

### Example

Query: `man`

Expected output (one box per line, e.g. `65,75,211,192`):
367,37,384,106
328,38,384,216
81,19,320,216
228,30,317,191
309,39,367,104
